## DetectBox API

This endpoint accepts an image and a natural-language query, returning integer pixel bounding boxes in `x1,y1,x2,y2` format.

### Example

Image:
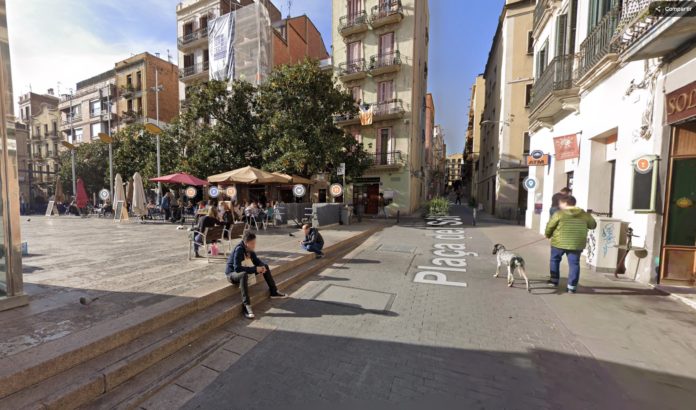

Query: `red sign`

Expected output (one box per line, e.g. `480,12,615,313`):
554,134,580,160
526,154,549,166
666,81,696,124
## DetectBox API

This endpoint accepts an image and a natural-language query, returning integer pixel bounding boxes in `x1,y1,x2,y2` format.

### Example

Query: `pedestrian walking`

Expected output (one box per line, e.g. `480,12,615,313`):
300,224,324,258
378,193,388,218
226,232,288,319
161,191,172,221
544,195,597,293
19,193,26,215
549,187,571,217
455,191,462,205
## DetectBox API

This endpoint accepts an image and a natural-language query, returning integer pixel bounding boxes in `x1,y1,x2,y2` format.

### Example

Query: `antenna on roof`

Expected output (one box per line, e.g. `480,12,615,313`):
287,0,292,18
167,49,172,64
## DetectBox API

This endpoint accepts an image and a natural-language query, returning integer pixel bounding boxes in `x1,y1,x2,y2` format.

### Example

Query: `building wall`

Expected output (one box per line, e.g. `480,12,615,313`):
273,16,329,67
424,93,435,198
469,75,486,200
58,72,116,144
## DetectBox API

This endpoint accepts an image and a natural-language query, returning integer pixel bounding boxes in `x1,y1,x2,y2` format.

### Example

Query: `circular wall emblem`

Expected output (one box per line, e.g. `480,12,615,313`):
185,186,197,199
329,183,344,198
225,186,237,199
523,177,537,191
208,186,220,198
292,184,306,198
635,156,653,174
99,189,110,201
530,150,544,160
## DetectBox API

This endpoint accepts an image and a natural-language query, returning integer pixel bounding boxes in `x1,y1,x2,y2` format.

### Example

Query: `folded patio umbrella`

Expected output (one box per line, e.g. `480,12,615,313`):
132,172,147,216
113,174,125,204
54,175,65,203
209,166,291,184
150,172,208,186
76,178,89,208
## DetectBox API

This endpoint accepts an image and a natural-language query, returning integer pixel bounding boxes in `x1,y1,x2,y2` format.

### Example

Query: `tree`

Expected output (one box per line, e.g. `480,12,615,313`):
174,80,261,178
112,123,182,184
57,141,110,197
256,59,370,180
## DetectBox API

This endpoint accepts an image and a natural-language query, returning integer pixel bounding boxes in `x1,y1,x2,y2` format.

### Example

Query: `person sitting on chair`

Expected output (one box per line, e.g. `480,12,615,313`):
193,207,221,258
300,224,324,259
226,232,288,319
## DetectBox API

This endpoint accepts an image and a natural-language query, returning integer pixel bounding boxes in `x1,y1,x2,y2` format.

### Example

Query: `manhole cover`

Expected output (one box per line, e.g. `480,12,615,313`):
311,285,396,312
377,244,416,254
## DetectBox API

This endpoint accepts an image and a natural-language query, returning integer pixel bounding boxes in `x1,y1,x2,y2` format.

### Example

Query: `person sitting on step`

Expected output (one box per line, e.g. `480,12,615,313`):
300,224,325,259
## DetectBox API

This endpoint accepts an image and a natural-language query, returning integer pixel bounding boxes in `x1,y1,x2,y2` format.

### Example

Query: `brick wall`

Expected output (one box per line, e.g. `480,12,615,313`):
273,16,329,67
144,55,180,123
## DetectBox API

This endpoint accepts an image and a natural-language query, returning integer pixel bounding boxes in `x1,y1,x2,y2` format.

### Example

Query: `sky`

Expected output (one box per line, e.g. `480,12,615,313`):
7,0,503,154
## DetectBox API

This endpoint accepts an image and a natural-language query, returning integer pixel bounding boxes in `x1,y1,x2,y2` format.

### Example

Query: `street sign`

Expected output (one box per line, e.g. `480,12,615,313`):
208,186,220,198
185,186,197,199
527,150,549,166
292,184,306,198
330,183,343,198
337,163,346,176
523,176,537,191
99,189,110,201
225,186,237,199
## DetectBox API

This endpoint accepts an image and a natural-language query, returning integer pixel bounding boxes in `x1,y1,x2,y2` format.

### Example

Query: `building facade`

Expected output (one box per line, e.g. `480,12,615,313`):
466,75,486,201
424,93,436,199
445,153,463,189
526,0,696,286
58,71,116,144
477,0,534,220
332,0,430,215
431,124,446,198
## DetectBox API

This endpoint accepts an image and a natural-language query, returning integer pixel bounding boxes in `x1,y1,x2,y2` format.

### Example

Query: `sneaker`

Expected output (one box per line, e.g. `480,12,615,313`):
315,254,323,259
194,253,203,258
567,288,577,294
270,292,288,299
243,304,255,319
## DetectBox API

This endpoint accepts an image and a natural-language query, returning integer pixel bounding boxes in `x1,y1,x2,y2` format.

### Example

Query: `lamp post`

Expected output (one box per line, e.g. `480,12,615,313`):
98,132,113,200
61,140,76,199
150,69,163,204
145,123,163,204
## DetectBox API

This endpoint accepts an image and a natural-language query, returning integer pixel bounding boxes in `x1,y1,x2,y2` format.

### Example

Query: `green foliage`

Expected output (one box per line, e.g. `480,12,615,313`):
57,141,110,196
112,123,182,184
427,197,451,217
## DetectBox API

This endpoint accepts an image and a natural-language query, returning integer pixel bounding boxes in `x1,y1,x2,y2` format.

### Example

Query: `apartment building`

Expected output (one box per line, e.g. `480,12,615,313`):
465,75,486,201
445,153,463,188
424,93,436,198
431,124,446,198
57,52,179,144
13,122,30,202
17,91,61,199
478,0,534,220
332,0,430,215
526,0,696,286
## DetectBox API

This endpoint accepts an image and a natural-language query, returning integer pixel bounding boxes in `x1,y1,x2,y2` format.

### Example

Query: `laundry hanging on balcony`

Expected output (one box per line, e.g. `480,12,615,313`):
359,103,373,126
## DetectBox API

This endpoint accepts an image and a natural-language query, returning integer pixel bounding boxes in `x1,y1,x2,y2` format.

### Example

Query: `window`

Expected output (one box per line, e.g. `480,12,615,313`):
52,121,57,133
199,15,208,30
127,99,133,112
350,86,362,103
183,21,193,36
555,14,569,56
347,0,362,17
90,100,101,117
523,132,531,156
377,127,394,164
588,0,617,30
527,31,534,54
90,122,102,139
350,128,362,144
74,128,84,143
126,74,132,87
525,84,533,107
536,40,548,78
379,32,394,57
136,71,142,89
35,126,40,137
184,53,194,68
377,80,393,103
43,124,48,135
347,41,361,63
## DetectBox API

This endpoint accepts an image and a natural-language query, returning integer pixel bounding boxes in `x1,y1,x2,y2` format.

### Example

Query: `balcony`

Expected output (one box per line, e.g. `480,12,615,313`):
178,27,209,50
122,109,143,123
575,7,621,88
120,83,142,99
337,59,367,82
368,51,402,76
368,151,405,170
529,54,578,124
61,114,82,127
370,0,403,28
339,11,368,36
616,0,696,62
333,111,361,126
373,99,405,121
179,61,209,82
533,0,561,36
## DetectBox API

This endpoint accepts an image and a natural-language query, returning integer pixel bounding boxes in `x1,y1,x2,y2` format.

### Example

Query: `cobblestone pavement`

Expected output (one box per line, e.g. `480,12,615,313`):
183,206,696,409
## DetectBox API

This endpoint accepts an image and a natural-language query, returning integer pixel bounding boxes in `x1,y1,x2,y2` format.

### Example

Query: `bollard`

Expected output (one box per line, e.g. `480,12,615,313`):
472,208,477,226
396,210,400,224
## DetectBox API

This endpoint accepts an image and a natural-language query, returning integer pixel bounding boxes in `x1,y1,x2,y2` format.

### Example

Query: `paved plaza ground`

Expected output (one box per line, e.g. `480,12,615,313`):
0,216,367,359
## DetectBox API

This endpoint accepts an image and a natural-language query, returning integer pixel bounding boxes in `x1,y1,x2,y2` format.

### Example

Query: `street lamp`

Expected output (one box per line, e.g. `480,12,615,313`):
144,123,163,204
98,132,113,200
61,140,76,198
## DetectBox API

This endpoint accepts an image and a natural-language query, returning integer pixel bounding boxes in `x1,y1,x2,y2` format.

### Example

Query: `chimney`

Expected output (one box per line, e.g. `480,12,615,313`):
47,88,54,96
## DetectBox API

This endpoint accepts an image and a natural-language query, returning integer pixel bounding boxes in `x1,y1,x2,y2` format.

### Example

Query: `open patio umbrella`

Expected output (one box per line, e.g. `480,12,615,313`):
132,172,147,216
150,172,208,186
272,172,314,185
54,175,65,203
76,178,89,209
208,166,291,184
113,174,125,204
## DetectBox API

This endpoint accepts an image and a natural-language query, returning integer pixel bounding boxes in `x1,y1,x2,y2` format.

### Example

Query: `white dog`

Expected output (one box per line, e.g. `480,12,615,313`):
492,244,530,292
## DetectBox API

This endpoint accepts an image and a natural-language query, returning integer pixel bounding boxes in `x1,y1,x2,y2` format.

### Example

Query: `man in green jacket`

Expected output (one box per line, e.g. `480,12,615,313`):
544,195,597,293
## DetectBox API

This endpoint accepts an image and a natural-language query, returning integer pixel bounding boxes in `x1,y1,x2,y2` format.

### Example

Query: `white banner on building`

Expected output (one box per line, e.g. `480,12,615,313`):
209,13,236,81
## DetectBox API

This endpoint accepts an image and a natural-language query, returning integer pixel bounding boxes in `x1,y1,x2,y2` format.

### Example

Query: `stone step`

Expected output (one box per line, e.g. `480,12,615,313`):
0,227,378,408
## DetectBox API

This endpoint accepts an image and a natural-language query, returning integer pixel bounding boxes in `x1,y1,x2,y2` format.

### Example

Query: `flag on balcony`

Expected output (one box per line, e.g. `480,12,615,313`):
359,103,373,126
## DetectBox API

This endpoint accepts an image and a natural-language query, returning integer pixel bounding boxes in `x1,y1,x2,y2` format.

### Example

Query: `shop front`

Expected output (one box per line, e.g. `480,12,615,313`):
0,2,27,311
660,81,696,286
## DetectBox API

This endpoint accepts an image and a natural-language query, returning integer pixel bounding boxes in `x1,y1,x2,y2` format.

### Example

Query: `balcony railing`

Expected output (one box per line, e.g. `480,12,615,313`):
61,114,82,126
370,0,403,24
369,51,401,71
333,112,360,124
122,109,143,123
530,54,575,110
576,7,621,81
178,27,208,47
369,151,404,167
374,99,404,117
179,61,209,79
339,11,368,33
120,83,142,98
337,58,366,77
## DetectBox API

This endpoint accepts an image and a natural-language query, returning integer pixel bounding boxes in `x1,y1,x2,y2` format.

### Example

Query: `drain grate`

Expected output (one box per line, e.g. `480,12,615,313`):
311,284,396,312
376,244,417,254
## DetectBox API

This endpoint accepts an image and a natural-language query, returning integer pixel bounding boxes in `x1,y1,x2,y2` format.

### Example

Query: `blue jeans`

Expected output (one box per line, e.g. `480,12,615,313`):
550,246,582,290
194,233,203,255
302,242,324,256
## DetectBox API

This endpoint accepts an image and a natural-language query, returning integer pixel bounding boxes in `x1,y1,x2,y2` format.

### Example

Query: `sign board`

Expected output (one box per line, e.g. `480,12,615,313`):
522,177,537,191
554,134,580,160
185,186,197,199
113,200,127,221
634,155,654,174
292,184,306,198
666,80,696,124
337,163,346,176
526,150,549,166
329,183,343,198
45,200,56,216
225,186,237,199
208,186,220,198
99,189,110,201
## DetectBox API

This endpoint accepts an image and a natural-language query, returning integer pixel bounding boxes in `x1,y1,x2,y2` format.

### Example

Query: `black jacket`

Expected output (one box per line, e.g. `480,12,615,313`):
302,228,324,246
226,241,264,276
197,215,220,232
